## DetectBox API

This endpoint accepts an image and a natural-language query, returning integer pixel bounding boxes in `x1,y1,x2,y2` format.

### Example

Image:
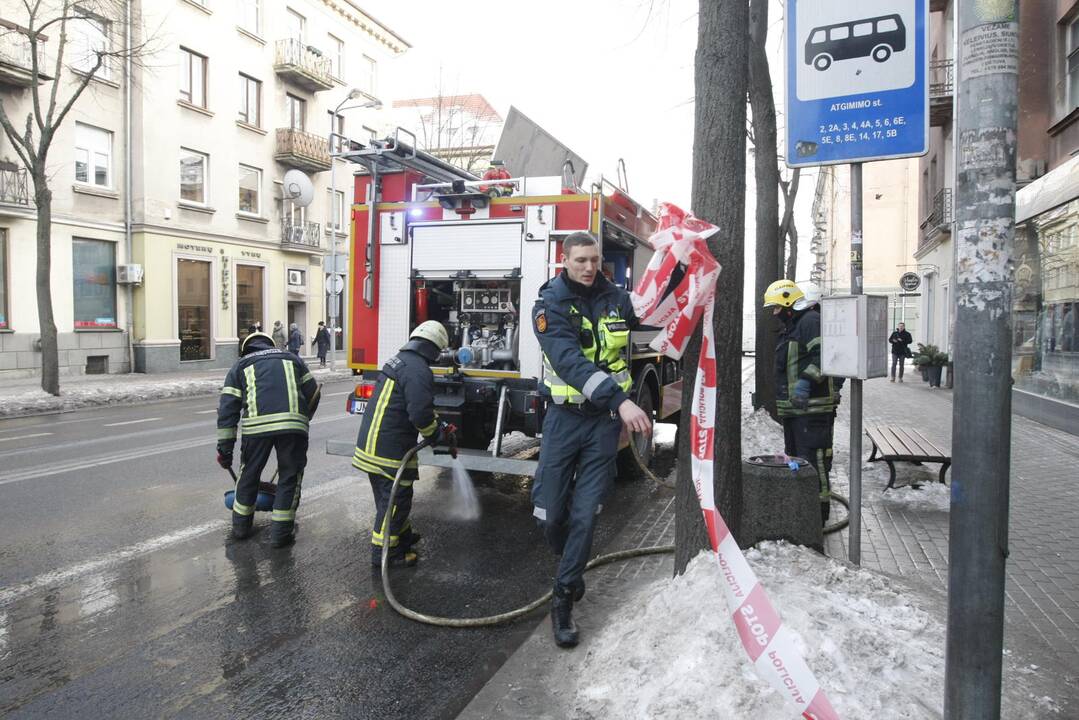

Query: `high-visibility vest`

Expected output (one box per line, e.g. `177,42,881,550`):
543,307,632,404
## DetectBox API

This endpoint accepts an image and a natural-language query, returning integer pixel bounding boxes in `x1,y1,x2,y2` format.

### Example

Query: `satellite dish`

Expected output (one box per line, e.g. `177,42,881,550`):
282,169,314,208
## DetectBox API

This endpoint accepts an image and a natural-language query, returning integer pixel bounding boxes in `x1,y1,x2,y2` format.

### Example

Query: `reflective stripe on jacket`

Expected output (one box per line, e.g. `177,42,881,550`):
217,348,318,440
774,308,837,418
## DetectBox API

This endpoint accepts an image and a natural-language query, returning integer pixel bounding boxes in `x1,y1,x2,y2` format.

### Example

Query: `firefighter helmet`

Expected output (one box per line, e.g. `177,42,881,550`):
792,282,822,311
240,331,275,355
762,279,804,308
409,320,449,351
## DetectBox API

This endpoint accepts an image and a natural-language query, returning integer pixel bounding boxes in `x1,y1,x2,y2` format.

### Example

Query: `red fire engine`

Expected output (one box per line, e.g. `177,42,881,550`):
340,129,682,474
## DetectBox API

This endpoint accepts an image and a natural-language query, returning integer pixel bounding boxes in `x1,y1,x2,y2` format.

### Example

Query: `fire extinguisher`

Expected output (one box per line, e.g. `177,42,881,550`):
414,281,429,323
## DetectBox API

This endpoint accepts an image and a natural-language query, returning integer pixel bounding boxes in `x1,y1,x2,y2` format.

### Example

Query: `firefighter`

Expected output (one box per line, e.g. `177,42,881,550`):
217,331,320,547
480,159,513,197
532,231,652,648
764,279,839,524
353,320,453,568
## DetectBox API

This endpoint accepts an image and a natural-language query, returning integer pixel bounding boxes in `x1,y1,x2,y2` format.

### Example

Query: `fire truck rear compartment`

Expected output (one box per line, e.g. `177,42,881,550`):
413,279,521,373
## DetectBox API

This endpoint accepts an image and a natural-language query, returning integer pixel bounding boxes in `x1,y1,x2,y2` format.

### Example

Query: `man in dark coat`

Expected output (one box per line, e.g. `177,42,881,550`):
312,321,331,367
889,322,913,382
287,323,303,355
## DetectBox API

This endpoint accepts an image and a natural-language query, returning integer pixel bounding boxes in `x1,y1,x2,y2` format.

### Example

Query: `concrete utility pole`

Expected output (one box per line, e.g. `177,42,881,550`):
848,162,863,565
944,2,1019,718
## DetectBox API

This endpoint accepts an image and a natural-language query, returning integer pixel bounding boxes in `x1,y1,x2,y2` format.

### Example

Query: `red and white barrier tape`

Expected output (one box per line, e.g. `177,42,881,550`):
631,203,839,720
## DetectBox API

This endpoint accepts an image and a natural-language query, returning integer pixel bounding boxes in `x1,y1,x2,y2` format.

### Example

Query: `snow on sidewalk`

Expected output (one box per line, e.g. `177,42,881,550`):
568,541,1060,719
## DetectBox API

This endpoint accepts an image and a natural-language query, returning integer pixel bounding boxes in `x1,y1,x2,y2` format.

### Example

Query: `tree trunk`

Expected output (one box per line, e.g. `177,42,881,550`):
780,168,802,280
785,220,799,280
675,0,748,576
33,170,59,396
748,0,778,419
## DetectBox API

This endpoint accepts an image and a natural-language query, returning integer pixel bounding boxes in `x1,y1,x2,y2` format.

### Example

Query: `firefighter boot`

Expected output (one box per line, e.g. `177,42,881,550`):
270,520,296,548
232,512,254,540
551,586,579,648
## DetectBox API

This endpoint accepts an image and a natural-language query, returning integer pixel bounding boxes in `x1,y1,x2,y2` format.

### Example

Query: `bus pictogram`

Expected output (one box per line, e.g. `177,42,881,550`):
805,14,907,71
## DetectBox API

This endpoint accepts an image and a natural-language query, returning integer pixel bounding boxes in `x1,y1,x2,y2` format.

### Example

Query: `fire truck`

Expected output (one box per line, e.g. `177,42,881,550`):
338,129,683,475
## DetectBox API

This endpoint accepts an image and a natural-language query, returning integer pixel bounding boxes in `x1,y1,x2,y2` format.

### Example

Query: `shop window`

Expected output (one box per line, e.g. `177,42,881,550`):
238,164,261,215
0,229,7,329
236,264,264,334
178,258,212,361
72,239,117,329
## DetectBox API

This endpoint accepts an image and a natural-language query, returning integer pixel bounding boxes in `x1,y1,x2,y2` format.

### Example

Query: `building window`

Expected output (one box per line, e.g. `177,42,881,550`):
0,229,8,330
236,264,264,335
180,148,209,204
180,48,207,108
238,73,261,127
74,122,112,188
328,110,345,152
238,164,261,215
178,258,212,361
69,11,110,79
286,93,306,131
1068,17,1079,110
362,54,377,94
328,33,344,79
72,239,117,329
328,188,345,231
285,7,305,41
238,0,261,34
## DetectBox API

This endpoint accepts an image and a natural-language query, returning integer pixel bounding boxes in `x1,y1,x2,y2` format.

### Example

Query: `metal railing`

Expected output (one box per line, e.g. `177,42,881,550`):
929,59,954,99
281,219,321,248
0,165,29,205
273,38,333,87
920,188,953,248
0,31,45,72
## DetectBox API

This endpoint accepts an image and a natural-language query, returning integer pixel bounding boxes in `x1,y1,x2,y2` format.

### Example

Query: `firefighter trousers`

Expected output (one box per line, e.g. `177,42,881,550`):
368,470,420,565
531,404,621,595
234,433,308,540
782,413,834,523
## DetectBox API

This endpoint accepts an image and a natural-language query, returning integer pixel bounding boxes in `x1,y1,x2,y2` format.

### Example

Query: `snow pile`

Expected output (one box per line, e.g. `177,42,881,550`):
880,481,952,513
570,541,1059,718
742,407,786,457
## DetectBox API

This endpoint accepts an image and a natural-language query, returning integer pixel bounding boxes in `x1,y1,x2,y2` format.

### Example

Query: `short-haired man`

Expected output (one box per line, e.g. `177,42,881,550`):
888,322,913,382
532,231,652,648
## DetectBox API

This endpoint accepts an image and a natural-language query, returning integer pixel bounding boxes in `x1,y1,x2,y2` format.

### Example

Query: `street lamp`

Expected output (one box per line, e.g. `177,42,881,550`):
328,88,382,371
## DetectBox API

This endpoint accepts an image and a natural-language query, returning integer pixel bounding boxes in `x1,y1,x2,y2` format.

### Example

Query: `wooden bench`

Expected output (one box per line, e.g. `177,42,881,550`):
865,425,951,491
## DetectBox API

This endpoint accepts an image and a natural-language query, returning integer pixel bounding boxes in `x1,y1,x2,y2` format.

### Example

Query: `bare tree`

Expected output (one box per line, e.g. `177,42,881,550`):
675,0,748,574
780,166,801,279
0,0,147,395
400,83,501,175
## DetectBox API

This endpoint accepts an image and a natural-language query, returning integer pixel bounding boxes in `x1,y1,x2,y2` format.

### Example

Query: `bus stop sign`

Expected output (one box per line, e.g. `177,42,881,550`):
785,0,928,167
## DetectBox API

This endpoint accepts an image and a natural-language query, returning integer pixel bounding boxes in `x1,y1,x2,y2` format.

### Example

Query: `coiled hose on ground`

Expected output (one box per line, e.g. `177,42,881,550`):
379,435,850,628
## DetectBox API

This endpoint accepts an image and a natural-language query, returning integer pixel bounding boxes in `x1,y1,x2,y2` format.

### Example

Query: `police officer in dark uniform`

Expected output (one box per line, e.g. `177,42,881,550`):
217,331,320,547
532,231,652,648
353,321,453,568
764,280,839,524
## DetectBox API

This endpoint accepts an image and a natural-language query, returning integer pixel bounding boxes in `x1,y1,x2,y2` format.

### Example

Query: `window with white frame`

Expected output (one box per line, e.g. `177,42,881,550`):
238,0,261,34
1068,17,1079,110
74,122,112,188
286,93,306,130
180,148,209,204
328,33,344,79
362,54,377,94
328,188,345,231
0,229,8,330
69,11,111,79
328,110,345,152
238,164,261,215
180,48,207,108
285,7,305,41
238,73,261,126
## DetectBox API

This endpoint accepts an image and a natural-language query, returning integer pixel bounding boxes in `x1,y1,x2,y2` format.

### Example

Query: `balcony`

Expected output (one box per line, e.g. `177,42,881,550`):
274,128,331,172
281,219,321,251
273,38,334,92
0,163,30,209
919,188,952,252
0,29,51,88
929,59,954,127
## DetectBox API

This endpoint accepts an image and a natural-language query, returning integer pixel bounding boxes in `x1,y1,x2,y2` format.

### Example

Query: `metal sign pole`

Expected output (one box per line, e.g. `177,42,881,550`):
849,162,863,566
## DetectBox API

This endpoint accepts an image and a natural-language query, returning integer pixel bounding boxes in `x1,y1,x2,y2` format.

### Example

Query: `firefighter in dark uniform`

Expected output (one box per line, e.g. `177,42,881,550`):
353,321,453,568
764,279,839,524
532,231,652,648
217,331,320,547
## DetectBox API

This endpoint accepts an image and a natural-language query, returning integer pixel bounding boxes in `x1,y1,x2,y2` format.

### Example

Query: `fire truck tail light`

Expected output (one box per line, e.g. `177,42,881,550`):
355,383,376,399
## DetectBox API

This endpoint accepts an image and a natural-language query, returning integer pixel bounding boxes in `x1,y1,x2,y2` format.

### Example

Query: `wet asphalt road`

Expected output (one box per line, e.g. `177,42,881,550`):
0,379,660,719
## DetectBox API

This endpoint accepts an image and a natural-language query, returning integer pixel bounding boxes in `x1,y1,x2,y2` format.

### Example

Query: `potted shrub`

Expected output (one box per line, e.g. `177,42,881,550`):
912,344,949,386
912,344,932,382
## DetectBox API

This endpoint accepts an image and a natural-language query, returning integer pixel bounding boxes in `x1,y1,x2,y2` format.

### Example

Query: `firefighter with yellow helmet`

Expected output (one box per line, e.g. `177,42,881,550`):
763,279,838,523
353,320,454,567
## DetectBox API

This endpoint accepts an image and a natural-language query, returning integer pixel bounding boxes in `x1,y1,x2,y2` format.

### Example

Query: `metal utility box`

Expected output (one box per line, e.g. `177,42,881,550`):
820,294,888,379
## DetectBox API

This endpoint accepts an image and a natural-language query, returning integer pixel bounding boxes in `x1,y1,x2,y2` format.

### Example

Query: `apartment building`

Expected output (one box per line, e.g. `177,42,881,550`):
0,0,408,376
392,93,504,174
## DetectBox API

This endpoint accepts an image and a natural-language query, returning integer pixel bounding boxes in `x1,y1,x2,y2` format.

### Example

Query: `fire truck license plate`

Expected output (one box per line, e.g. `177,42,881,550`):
351,399,368,415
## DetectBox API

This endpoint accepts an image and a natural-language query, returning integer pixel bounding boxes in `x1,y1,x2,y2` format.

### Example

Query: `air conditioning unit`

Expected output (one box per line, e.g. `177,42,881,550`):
116,264,144,285
288,269,304,286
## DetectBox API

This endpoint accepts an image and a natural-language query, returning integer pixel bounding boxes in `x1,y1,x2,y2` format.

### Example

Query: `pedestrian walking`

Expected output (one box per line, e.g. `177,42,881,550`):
889,322,914,382
272,320,287,349
764,279,839,525
216,331,320,547
352,321,454,568
312,321,331,367
287,323,303,355
531,231,652,649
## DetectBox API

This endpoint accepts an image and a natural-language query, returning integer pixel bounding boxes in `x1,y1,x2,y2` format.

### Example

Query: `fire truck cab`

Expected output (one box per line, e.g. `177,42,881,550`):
342,129,682,473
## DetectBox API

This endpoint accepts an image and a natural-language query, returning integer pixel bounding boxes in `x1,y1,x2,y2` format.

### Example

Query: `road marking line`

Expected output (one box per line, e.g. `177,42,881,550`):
195,409,217,414
0,475,358,607
0,432,52,443
103,417,162,427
